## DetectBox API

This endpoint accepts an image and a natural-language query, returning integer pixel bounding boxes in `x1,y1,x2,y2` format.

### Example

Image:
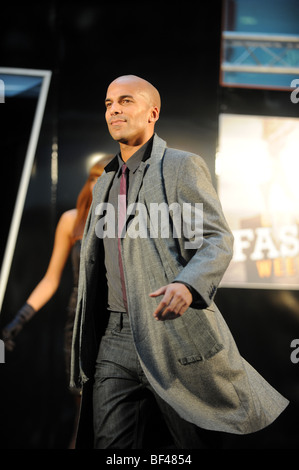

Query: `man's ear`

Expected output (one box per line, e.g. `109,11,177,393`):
148,106,160,123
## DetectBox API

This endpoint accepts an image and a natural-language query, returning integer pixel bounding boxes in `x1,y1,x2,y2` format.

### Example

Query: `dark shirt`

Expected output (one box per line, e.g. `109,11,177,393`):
103,138,152,312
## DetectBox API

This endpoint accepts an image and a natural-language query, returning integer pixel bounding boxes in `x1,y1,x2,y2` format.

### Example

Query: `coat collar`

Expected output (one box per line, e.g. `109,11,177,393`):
93,133,167,206
104,133,159,173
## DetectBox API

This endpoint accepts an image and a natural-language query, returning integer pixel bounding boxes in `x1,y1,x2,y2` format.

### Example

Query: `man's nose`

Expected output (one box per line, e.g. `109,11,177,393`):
109,102,122,115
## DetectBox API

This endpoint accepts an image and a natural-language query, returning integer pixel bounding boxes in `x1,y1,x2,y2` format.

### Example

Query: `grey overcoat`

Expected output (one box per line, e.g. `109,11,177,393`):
70,134,289,444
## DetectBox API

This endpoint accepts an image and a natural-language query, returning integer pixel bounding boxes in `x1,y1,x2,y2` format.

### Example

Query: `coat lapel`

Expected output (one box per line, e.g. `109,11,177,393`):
88,135,167,241
83,166,117,258
127,161,148,208
128,134,167,208
94,160,118,204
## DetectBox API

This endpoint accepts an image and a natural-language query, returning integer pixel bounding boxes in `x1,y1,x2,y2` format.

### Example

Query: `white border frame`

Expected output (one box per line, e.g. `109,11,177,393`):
0,68,52,313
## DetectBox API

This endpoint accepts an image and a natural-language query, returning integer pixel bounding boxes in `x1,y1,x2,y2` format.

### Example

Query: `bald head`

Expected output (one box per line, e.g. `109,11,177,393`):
108,75,161,111
105,75,161,159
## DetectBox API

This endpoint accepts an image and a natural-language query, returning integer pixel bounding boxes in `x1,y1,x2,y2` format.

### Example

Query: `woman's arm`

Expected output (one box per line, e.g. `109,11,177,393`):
27,209,77,311
2,209,77,350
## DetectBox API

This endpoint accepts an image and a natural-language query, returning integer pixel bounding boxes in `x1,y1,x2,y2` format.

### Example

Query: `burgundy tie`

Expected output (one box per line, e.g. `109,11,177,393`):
118,163,128,311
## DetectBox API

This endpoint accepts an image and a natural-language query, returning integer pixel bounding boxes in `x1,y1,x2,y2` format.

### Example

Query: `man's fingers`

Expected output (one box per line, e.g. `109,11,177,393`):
152,288,179,320
151,283,192,321
155,297,185,320
149,286,167,297
152,289,173,317
150,285,173,318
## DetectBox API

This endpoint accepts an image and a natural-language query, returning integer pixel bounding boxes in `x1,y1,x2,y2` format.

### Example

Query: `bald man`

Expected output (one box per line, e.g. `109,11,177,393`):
70,75,289,449
104,77,193,317
105,75,161,159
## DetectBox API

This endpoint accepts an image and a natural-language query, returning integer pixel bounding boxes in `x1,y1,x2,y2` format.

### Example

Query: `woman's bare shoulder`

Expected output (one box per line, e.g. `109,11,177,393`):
57,209,77,234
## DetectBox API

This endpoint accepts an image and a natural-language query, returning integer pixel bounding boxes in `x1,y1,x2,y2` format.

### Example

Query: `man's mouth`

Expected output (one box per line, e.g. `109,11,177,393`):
110,119,126,126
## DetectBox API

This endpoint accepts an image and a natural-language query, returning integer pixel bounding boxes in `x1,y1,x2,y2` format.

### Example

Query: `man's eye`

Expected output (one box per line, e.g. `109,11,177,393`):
122,99,131,105
105,102,112,108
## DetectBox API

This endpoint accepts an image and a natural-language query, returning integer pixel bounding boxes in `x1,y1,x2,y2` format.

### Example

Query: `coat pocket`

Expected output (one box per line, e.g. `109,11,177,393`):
164,308,223,365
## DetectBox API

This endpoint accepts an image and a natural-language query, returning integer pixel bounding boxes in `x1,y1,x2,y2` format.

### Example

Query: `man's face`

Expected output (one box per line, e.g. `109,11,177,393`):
105,79,156,147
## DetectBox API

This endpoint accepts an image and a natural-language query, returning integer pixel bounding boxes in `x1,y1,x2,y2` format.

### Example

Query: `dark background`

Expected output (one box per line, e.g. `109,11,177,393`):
0,1,298,449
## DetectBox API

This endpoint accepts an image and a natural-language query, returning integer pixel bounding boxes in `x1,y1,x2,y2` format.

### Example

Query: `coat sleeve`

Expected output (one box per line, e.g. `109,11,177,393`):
172,153,234,307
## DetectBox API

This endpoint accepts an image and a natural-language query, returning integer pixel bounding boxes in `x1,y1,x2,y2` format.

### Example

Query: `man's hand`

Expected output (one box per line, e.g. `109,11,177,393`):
149,283,192,321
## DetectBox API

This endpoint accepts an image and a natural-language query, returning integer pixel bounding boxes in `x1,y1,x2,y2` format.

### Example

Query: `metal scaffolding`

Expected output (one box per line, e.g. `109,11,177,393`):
221,32,299,75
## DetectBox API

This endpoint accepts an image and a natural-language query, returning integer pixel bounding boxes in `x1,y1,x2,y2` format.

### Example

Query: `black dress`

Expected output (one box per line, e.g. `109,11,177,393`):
64,239,81,393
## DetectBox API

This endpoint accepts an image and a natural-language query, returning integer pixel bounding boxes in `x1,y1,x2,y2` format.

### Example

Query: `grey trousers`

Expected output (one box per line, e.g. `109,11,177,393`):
92,311,222,449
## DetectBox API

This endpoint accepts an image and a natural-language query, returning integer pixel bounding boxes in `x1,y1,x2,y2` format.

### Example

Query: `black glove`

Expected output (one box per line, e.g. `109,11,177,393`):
2,303,36,351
